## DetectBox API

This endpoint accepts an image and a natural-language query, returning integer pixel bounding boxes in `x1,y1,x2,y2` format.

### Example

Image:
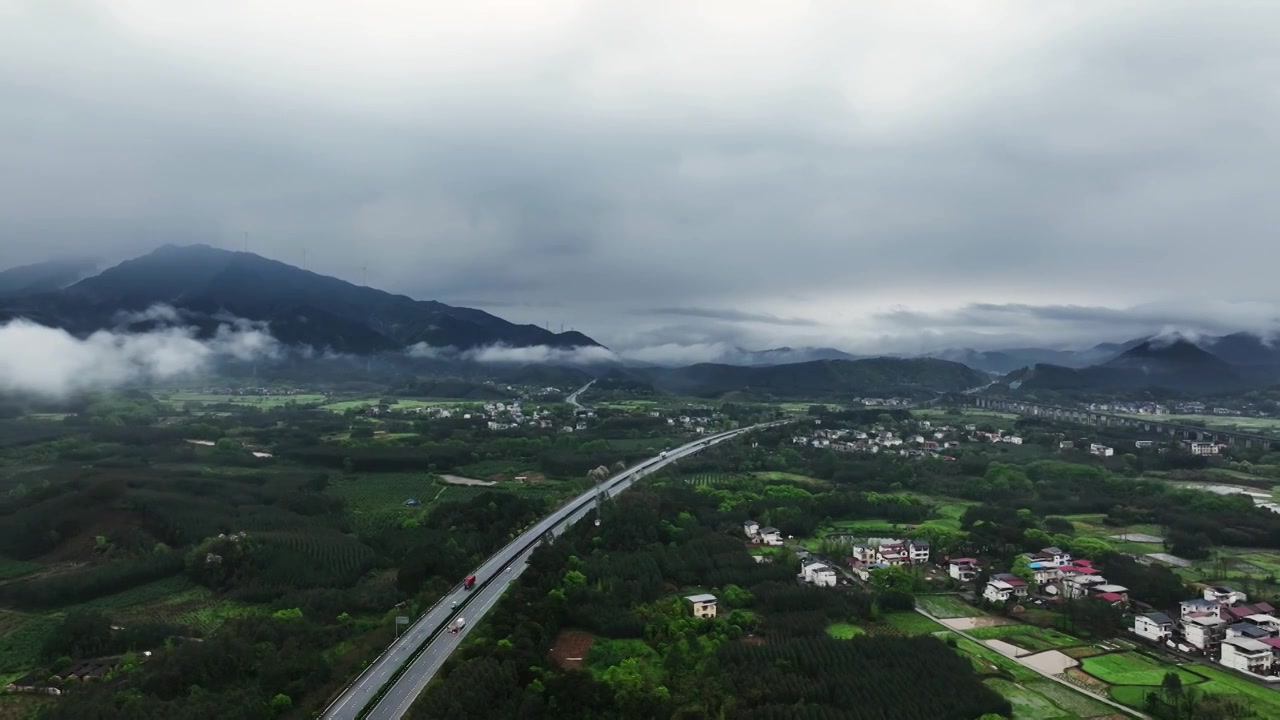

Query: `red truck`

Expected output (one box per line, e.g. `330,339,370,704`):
463,575,476,590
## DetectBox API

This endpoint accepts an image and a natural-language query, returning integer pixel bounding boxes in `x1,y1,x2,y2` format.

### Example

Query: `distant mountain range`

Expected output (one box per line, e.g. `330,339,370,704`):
0,245,598,354
635,357,989,399
1001,334,1280,395
0,257,99,298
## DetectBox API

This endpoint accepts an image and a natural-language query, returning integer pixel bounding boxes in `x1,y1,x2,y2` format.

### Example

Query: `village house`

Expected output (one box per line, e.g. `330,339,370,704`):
1090,443,1114,457
685,594,718,619
947,558,980,582
801,561,838,588
1227,623,1274,641
1003,435,1024,445
1133,612,1176,643
1220,637,1275,674
743,520,760,538
1089,584,1130,603
874,539,930,565
983,573,1028,604
756,526,783,546
1183,615,1228,651
1060,440,1075,450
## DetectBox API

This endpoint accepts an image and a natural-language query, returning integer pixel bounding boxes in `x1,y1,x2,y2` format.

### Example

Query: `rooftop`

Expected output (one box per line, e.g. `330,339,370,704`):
685,593,717,604
1143,612,1175,625
1224,637,1272,653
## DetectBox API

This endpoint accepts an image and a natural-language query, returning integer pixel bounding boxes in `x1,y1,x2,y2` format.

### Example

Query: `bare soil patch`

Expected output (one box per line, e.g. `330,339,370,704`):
1020,649,1078,675
940,616,1016,631
440,474,497,487
984,638,1030,657
549,629,596,671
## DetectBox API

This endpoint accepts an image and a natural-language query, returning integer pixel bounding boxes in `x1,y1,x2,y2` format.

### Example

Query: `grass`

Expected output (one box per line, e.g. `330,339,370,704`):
1121,413,1280,438
985,678,1077,720
953,637,1039,683
751,471,830,487
319,398,479,413
69,576,198,614
917,594,983,618
965,624,1086,651
825,623,865,639
0,613,57,674
1080,652,1204,687
327,473,440,533
1188,664,1280,716
0,557,41,582
1023,680,1119,719
884,612,946,635
164,392,328,409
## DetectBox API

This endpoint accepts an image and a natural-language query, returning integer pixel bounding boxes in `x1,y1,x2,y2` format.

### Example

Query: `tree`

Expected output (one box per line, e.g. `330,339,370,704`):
1010,555,1034,585
869,565,914,593
270,693,292,715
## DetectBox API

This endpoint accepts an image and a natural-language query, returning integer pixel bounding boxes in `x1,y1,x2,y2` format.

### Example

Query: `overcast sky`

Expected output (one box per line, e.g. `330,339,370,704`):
5,1,1280,357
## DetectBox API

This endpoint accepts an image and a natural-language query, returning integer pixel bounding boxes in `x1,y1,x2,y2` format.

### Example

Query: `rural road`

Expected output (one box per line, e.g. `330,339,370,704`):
565,379,594,409
321,419,787,720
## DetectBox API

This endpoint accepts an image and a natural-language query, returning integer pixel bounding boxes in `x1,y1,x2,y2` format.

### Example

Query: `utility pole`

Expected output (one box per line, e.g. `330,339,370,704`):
362,264,368,287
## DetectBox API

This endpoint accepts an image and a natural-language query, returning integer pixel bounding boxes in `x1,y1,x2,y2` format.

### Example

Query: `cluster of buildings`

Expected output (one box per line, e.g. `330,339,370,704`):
845,538,931,579
968,547,1130,606
743,520,784,546
1133,587,1280,679
790,420,1021,459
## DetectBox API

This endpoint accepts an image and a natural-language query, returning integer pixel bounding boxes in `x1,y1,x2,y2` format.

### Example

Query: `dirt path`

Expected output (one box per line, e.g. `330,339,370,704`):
916,607,1149,720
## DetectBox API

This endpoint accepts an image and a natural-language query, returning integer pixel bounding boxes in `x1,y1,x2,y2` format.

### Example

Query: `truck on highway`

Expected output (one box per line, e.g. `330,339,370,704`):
463,575,476,590
449,617,465,634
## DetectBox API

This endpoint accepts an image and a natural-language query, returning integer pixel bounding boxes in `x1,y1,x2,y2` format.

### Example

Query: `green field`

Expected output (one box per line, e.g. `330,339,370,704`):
965,624,1085,652
0,557,42,582
1081,652,1203,687
996,680,1119,719
985,679,1081,720
917,595,983,619
825,623,865,639
320,397,481,413
163,392,328,409
1122,413,1280,438
751,471,831,487
885,612,946,635
1188,664,1280,717
326,473,442,533
0,613,58,673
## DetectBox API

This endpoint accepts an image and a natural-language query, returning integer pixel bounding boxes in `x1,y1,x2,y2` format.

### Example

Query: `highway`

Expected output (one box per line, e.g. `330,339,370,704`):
321,419,786,720
565,379,594,409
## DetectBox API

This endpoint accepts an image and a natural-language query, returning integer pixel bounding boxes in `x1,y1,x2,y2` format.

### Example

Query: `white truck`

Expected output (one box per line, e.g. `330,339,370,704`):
449,617,466,634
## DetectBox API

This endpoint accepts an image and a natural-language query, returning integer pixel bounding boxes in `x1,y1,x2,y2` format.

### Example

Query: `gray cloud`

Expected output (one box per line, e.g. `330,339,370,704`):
640,307,820,326
0,312,281,398
5,2,1280,355
869,301,1280,352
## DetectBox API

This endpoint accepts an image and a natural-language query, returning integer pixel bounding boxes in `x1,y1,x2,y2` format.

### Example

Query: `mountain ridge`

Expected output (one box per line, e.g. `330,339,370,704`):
0,244,601,354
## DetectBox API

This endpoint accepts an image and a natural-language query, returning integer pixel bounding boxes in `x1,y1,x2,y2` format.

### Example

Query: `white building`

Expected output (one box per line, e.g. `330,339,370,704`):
983,574,1028,604
1090,443,1114,457
743,520,760,538
948,558,980,582
757,526,784,546
1182,615,1227,650
1220,637,1274,674
1204,586,1248,606
1133,612,1175,643
1004,436,1024,445
684,594,718,619
801,562,838,588
1188,441,1220,456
